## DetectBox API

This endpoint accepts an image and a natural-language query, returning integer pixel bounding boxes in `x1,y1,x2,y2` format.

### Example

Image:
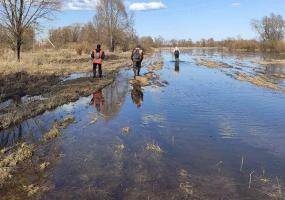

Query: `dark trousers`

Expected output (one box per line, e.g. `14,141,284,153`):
93,63,102,78
133,62,141,76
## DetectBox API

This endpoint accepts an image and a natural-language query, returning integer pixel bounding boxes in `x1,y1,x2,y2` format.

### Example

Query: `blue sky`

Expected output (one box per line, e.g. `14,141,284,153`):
46,0,285,41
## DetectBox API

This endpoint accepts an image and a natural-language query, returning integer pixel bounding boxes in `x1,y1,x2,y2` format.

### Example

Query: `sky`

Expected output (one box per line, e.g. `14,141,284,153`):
45,0,285,41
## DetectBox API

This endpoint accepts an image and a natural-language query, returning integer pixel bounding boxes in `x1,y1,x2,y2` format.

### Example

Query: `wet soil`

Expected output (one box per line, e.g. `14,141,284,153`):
0,59,132,131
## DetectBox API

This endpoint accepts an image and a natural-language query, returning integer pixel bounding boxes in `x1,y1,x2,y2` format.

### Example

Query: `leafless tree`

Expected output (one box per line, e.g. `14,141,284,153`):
94,0,132,52
0,0,61,61
69,23,82,43
251,13,285,49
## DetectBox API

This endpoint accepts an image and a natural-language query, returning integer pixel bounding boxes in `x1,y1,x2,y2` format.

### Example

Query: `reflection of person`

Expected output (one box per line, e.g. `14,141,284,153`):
131,83,144,108
175,60,180,73
173,47,180,61
90,89,105,112
91,44,105,78
131,45,144,77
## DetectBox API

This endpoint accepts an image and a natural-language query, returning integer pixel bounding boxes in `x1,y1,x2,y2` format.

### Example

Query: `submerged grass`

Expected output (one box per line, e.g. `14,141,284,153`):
0,143,34,186
194,58,232,68
234,72,285,93
42,115,75,142
146,143,163,154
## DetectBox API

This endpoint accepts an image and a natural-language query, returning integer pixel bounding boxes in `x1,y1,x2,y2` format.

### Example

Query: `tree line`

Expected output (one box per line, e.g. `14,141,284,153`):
0,0,285,62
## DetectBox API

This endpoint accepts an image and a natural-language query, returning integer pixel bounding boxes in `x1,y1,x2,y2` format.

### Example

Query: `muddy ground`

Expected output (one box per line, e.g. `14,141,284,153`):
0,54,132,131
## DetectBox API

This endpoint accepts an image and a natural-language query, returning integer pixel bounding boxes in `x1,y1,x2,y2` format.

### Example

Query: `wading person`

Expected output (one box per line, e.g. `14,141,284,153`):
131,45,144,78
173,47,180,61
91,44,105,78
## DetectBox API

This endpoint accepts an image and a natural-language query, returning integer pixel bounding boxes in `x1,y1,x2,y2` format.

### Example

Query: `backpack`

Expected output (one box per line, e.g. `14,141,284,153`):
132,49,142,62
95,51,101,59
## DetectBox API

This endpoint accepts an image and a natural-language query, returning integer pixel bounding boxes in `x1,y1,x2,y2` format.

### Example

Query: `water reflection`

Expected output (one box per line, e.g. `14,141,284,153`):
174,60,180,73
131,82,144,108
90,89,105,113
90,70,129,119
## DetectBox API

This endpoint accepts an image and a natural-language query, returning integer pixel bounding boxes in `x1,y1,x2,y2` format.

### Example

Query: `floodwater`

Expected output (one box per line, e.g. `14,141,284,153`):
1,50,285,199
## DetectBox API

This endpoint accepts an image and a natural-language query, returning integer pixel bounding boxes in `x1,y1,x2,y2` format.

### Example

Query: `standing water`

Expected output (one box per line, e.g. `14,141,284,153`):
2,50,285,199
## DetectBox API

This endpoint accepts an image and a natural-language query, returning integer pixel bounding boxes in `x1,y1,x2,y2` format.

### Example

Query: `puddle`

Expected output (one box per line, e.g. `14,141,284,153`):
62,72,92,82
1,50,285,199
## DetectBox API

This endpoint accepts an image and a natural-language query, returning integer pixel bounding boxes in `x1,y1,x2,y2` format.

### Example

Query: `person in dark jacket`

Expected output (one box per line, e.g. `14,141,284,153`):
91,44,105,78
173,47,180,61
131,45,144,77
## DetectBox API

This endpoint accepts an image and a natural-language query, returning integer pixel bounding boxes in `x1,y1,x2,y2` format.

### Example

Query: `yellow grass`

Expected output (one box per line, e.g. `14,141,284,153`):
0,48,131,75
234,72,285,93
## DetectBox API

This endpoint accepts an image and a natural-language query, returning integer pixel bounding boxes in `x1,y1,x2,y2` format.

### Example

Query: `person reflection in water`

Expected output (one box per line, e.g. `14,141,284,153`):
131,83,144,108
90,89,105,112
175,60,180,73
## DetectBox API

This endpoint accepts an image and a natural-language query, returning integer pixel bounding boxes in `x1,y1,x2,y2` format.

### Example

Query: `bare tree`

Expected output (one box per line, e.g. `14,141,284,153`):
69,23,82,43
251,13,285,49
94,0,131,52
0,0,61,61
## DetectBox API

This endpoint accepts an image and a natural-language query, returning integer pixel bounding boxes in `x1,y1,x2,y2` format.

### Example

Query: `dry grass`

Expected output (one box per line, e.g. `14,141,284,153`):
129,72,160,87
194,58,232,68
0,49,131,75
115,144,125,154
234,72,285,93
122,127,130,135
42,115,75,142
0,143,34,186
39,162,50,171
145,143,163,154
147,61,164,71
178,169,194,198
272,73,285,79
254,59,285,65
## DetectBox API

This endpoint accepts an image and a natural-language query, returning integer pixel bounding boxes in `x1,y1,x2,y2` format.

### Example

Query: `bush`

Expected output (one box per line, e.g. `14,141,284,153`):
75,45,84,55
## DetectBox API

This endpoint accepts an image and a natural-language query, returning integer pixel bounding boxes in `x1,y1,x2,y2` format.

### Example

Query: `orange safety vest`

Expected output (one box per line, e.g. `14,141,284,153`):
93,49,103,64
92,90,104,112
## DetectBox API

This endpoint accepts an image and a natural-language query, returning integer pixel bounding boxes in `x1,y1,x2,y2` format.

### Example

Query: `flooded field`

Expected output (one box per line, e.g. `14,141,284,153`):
1,49,285,199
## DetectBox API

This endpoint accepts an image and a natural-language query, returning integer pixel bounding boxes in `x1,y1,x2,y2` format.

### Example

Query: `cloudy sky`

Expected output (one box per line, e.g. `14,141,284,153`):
47,0,285,41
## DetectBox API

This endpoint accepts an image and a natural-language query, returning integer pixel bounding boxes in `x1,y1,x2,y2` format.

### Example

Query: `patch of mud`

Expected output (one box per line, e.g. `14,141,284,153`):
0,72,60,103
234,72,285,93
0,60,129,131
194,58,232,68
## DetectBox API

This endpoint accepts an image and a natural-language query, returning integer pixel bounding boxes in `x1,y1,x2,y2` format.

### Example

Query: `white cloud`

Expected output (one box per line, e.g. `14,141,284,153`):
129,1,166,11
62,0,98,11
231,2,241,6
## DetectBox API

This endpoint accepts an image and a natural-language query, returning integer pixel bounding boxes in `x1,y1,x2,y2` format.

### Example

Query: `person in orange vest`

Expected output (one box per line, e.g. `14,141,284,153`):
91,44,105,78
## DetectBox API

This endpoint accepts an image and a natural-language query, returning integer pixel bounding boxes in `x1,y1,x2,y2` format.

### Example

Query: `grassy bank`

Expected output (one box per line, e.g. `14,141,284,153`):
0,49,132,131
